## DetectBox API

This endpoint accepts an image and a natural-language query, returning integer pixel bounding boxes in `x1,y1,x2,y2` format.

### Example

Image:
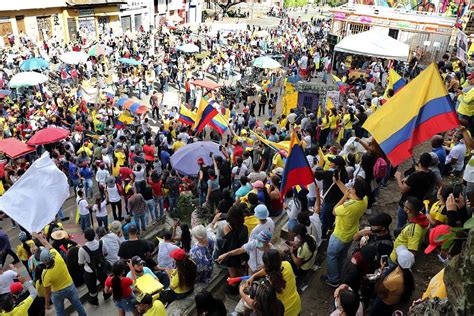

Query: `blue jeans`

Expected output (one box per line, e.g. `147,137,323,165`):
83,178,93,199
97,216,108,228
168,196,178,215
51,284,86,316
326,235,352,283
146,199,158,221
154,197,164,218
134,213,146,233
320,201,337,238
80,214,91,232
397,205,407,229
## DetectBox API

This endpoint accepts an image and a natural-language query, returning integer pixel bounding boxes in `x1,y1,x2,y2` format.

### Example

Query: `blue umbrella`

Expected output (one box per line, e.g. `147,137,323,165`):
118,58,142,66
170,141,224,175
20,58,49,71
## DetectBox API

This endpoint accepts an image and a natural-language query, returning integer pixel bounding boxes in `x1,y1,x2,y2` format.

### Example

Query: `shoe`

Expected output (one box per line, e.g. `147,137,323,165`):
320,275,340,288
88,296,99,306
62,217,70,221
103,292,112,301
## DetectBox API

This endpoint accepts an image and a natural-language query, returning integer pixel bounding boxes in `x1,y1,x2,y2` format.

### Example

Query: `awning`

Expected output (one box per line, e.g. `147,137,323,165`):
0,138,35,159
334,29,410,62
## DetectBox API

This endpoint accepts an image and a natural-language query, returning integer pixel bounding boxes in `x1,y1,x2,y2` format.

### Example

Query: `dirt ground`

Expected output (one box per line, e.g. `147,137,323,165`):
300,149,444,316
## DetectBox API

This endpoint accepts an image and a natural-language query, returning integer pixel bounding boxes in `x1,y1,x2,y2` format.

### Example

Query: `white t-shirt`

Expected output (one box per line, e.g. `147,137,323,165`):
93,200,108,217
463,155,474,183
0,270,17,294
249,218,275,241
107,185,121,203
243,240,265,273
446,143,466,171
76,197,89,216
157,241,178,269
309,214,323,247
231,165,248,180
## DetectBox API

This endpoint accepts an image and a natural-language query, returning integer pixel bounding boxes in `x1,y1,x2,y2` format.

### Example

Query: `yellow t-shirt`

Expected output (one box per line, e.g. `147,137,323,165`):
42,249,73,292
16,240,35,261
172,141,185,152
422,268,447,300
112,163,120,177
1,296,33,315
390,223,427,263
272,154,285,169
320,116,329,130
297,237,317,270
114,151,126,167
333,197,368,243
277,261,301,316
170,269,192,294
429,201,448,224
342,113,353,129
244,215,259,235
329,114,338,129
143,300,167,316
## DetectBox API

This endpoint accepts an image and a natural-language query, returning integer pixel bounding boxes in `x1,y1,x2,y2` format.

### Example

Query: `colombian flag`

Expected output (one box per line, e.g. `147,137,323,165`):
382,69,406,103
280,132,315,199
363,63,458,167
209,113,228,134
193,98,218,133
332,75,346,94
178,105,196,126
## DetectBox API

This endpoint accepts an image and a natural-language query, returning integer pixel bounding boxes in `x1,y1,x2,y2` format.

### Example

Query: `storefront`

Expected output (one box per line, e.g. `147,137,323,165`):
0,18,13,46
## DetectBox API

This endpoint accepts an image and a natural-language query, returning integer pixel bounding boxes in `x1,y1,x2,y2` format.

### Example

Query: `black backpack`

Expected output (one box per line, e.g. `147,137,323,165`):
83,240,107,274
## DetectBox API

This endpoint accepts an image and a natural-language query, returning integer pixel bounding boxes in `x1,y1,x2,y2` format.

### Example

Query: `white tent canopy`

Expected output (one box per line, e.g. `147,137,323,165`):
334,29,410,62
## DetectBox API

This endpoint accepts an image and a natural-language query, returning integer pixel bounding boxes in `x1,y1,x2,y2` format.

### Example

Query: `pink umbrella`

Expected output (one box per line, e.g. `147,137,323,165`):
0,138,35,158
27,127,70,146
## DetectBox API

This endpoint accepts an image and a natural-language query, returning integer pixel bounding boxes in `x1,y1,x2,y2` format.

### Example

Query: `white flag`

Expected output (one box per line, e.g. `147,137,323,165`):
78,85,100,104
0,152,69,232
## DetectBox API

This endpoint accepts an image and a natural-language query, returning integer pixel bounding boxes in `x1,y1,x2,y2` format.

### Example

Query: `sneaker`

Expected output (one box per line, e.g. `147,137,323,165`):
320,275,340,288
103,292,112,301
88,296,99,306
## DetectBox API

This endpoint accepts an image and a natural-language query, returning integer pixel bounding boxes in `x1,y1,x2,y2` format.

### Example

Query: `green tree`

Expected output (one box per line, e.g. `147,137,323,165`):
284,0,296,8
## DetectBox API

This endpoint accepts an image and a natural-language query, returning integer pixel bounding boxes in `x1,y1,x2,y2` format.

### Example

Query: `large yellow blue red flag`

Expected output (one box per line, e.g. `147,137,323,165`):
280,133,314,199
193,98,218,133
363,63,458,167
178,105,196,126
209,113,229,135
382,69,406,103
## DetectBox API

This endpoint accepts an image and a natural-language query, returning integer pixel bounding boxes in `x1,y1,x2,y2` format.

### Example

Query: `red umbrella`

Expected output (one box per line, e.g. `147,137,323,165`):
27,127,70,146
191,79,222,91
0,138,36,159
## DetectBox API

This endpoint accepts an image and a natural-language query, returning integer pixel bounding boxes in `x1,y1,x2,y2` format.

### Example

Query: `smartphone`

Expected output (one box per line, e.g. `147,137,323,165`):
381,255,388,266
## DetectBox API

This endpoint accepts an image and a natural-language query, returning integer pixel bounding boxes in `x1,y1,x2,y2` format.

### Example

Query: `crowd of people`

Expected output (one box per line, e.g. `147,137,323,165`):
0,6,471,316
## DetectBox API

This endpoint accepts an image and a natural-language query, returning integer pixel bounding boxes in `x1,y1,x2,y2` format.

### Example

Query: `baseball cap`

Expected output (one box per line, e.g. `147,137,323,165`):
18,231,27,242
170,248,186,261
368,212,392,229
396,246,415,269
40,248,52,263
110,221,122,234
128,224,138,234
10,282,23,295
256,230,272,248
424,225,451,254
271,167,284,177
135,293,153,305
252,180,264,189
254,204,269,220
131,256,145,266
328,155,345,167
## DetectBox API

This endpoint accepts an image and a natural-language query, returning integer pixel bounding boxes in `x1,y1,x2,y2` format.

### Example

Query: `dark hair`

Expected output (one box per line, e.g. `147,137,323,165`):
163,230,172,240
195,290,227,316
353,178,369,199
240,176,249,186
400,267,415,302
262,249,286,293
254,282,285,316
419,152,432,168
297,211,311,227
293,224,317,253
222,188,233,202
180,224,191,252
406,196,423,213
84,228,95,241
227,205,245,229
111,261,126,301
176,255,197,289
247,193,259,206
360,152,376,182
22,240,32,258
339,289,360,316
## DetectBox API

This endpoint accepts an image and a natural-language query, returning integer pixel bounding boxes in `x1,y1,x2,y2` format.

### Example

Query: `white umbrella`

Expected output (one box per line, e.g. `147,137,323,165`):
252,56,281,69
177,43,199,53
170,141,224,175
9,72,48,88
59,51,88,65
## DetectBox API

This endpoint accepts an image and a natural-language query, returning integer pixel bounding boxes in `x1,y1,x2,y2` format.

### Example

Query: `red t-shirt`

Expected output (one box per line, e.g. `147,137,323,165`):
143,145,156,162
233,145,243,163
105,276,133,299
119,167,133,180
148,178,163,196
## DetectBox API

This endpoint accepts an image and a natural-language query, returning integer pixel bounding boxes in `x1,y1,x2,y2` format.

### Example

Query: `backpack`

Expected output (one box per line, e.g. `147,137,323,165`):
83,240,107,274
373,157,388,180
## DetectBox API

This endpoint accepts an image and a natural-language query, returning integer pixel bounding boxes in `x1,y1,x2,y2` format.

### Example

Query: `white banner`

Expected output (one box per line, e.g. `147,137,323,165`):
78,85,100,104
0,152,69,233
